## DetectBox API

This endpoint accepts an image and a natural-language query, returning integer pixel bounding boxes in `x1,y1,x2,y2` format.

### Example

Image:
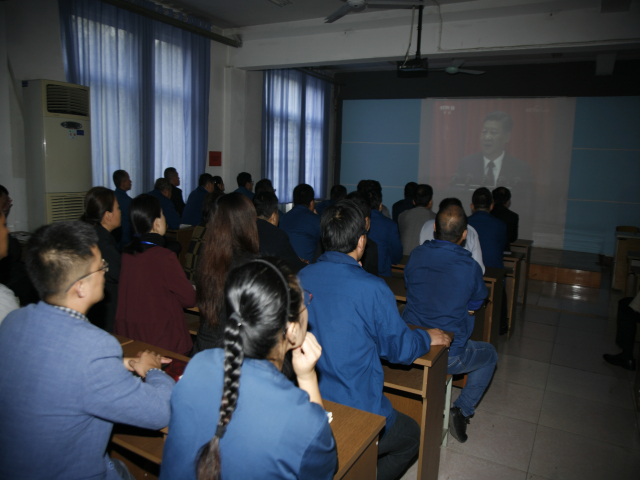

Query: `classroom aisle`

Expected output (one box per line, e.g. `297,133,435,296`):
401,274,640,480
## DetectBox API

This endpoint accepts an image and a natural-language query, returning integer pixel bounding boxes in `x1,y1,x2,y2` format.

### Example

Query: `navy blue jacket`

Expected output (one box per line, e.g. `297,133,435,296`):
315,199,334,218
279,205,321,263
298,252,432,432
369,209,403,277
403,240,488,356
468,210,507,269
114,187,132,246
149,188,181,230
181,186,208,226
233,186,254,200
161,349,336,480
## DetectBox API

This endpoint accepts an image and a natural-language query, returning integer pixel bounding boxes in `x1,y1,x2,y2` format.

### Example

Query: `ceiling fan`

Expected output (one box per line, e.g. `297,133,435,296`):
430,59,485,75
325,0,425,24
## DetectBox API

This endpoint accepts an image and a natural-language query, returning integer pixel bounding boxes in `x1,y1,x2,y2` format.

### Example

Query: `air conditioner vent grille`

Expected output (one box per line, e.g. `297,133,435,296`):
46,84,90,117
46,193,87,224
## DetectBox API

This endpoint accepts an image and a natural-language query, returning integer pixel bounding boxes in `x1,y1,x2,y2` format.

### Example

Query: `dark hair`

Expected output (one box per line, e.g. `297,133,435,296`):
197,193,259,329
196,258,303,480
329,185,347,202
359,180,382,210
483,111,514,133
492,186,511,205
122,194,162,254
202,191,225,225
213,176,224,191
435,204,468,243
254,179,275,195
80,187,116,227
164,167,177,181
0,185,8,196
472,187,493,210
25,221,98,299
404,182,418,199
199,173,215,188
236,172,252,188
253,191,279,219
345,191,371,220
154,178,171,192
321,199,366,253
438,197,463,211
293,184,314,207
414,184,434,207
112,170,129,189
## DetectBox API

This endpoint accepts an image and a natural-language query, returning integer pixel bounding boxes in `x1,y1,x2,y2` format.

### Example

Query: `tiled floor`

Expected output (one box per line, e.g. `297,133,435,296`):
400,272,640,480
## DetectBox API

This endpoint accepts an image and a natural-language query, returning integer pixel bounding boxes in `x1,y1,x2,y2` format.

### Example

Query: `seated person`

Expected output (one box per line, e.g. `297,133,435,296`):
164,167,185,216
398,183,435,255
0,221,174,480
358,179,391,218
254,191,306,273
161,259,337,479
359,180,402,277
279,183,321,264
148,177,181,230
403,204,496,444
491,186,519,250
80,187,122,333
254,178,285,217
113,169,133,246
233,171,254,200
420,198,485,273
315,184,347,217
114,194,196,355
299,200,451,480
184,190,224,282
212,175,225,193
603,291,640,371
0,209,19,324
392,181,417,223
182,173,215,226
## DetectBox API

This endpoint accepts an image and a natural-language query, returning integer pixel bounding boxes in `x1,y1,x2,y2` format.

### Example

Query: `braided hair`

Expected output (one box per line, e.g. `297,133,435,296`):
196,258,302,479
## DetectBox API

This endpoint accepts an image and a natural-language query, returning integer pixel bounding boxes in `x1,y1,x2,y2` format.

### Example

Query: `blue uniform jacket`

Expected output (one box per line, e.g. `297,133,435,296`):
403,240,488,357
233,186,254,200
315,199,334,218
149,188,181,230
0,302,174,480
279,204,321,263
161,349,336,480
369,209,403,277
298,252,432,432
181,186,208,226
115,187,132,246
468,210,507,269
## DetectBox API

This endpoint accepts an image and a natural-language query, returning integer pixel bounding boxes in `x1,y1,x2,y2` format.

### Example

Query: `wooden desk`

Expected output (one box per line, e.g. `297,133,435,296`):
391,255,410,272
114,334,134,346
509,239,532,307
481,268,505,349
382,334,448,480
382,276,407,302
503,252,524,338
165,226,196,267
120,341,191,362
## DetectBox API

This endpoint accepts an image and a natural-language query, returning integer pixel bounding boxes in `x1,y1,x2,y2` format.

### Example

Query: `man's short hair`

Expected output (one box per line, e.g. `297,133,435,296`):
321,200,367,254
164,167,177,181
329,185,347,202
154,178,171,192
414,184,434,207
25,221,98,299
345,191,371,220
254,179,275,194
435,205,468,244
0,185,7,196
438,197,463,211
293,184,315,207
359,180,383,210
472,187,493,210
492,186,511,205
404,182,418,199
483,111,514,133
237,172,252,188
112,170,128,189
198,173,215,187
253,191,279,219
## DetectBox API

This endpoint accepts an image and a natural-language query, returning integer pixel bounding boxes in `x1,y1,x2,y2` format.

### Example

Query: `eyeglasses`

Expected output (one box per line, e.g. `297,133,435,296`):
64,259,109,292
303,289,313,307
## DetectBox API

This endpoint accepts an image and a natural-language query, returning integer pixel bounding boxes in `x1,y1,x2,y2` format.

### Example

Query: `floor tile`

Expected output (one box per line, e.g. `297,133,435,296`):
436,448,528,480
538,391,640,449
557,312,609,334
510,321,557,343
475,378,544,423
550,342,629,379
493,354,550,390
554,326,618,351
546,365,634,409
525,292,540,305
522,307,560,326
497,335,554,363
447,411,537,472
529,426,640,480
536,296,563,310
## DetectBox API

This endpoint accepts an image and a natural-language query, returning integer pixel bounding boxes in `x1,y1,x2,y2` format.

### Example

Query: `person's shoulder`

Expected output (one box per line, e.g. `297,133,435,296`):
459,152,483,164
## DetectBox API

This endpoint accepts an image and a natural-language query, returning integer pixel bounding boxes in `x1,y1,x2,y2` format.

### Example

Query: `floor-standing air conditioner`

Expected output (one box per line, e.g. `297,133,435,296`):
23,79,92,231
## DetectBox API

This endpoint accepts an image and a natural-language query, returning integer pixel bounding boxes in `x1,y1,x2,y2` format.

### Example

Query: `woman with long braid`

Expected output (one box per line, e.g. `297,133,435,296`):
160,259,337,479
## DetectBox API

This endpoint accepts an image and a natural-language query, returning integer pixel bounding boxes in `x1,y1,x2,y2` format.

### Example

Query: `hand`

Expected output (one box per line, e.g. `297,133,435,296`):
126,350,172,378
292,332,322,382
426,328,452,347
468,310,475,316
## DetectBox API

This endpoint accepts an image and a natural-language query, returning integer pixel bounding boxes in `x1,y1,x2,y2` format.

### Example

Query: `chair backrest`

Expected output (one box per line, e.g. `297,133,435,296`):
617,226,639,233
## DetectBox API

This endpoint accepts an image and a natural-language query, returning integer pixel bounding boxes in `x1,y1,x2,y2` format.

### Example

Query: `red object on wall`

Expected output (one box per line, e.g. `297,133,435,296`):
209,151,221,167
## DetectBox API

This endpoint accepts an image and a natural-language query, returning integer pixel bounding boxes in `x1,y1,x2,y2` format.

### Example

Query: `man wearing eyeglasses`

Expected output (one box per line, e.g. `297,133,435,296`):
0,221,175,480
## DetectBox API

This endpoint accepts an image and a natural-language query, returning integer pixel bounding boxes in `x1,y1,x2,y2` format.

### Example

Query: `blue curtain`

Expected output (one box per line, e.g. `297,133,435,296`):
59,0,210,197
262,69,331,204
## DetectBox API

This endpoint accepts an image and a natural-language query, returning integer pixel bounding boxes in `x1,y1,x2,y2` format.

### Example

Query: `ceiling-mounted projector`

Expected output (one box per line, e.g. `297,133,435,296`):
397,57,429,78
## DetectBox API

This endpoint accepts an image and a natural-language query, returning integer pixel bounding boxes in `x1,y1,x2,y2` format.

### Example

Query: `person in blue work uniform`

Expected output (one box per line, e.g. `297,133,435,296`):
315,184,347,217
113,169,133,247
182,173,215,226
161,259,337,480
233,171,255,200
279,183,321,264
359,180,403,277
403,203,496,444
298,200,451,480
148,178,181,230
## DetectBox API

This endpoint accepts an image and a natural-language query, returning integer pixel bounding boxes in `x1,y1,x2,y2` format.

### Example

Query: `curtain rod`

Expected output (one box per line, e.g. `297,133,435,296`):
99,0,242,48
